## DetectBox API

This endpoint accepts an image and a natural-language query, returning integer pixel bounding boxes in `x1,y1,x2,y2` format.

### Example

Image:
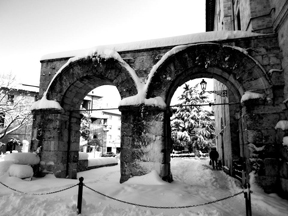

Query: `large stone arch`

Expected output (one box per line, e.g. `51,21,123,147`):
138,43,274,183
32,53,138,178
146,43,272,100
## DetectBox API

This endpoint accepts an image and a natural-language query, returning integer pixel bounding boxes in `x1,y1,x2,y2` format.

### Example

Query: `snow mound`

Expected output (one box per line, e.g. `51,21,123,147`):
88,157,118,167
0,161,15,175
4,152,40,165
275,120,288,130
120,94,166,108
79,152,89,160
124,170,168,185
241,91,264,103
31,92,63,111
8,164,33,179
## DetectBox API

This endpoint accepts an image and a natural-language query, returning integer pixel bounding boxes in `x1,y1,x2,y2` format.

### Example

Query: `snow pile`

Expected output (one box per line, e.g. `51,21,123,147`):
4,152,40,165
8,164,33,179
31,92,63,111
249,171,288,216
88,157,118,167
0,161,14,175
120,95,166,108
241,91,265,103
79,152,89,160
124,170,168,185
0,158,288,216
275,120,288,130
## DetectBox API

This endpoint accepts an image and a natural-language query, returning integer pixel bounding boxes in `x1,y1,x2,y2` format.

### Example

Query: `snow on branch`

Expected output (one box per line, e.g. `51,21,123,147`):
241,91,265,103
275,120,288,130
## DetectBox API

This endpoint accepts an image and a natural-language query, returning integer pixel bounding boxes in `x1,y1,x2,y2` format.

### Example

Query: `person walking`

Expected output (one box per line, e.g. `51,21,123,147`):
209,147,219,170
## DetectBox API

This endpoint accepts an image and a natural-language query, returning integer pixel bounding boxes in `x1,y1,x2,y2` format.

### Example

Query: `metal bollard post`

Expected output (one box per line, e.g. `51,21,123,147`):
244,183,252,216
77,177,84,215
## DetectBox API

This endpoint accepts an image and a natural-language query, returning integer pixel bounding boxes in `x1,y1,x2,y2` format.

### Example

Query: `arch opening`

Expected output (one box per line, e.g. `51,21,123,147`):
143,43,272,183
32,54,136,179
168,77,242,179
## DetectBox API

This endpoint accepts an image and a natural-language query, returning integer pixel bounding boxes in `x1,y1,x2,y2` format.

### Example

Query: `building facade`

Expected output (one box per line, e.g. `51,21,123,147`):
0,83,38,145
81,90,121,154
207,0,288,196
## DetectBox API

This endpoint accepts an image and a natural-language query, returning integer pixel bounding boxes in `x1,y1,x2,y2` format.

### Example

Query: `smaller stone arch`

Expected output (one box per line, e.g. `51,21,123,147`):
46,50,139,105
31,49,140,178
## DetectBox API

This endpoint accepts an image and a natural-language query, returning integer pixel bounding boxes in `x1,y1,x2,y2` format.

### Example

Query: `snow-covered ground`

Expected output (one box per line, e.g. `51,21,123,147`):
0,157,288,216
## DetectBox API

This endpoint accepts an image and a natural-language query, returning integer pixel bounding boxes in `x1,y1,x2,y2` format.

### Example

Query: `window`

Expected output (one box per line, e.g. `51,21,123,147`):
82,100,90,111
236,11,241,30
0,112,5,127
8,94,14,104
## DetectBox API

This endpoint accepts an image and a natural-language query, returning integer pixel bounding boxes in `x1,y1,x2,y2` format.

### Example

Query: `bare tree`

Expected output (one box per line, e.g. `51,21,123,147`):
0,73,34,140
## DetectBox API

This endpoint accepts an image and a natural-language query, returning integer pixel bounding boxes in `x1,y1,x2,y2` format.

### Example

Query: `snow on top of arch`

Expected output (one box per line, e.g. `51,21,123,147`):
240,91,265,103
37,31,264,109
45,48,143,94
31,92,63,111
41,31,263,60
32,48,145,110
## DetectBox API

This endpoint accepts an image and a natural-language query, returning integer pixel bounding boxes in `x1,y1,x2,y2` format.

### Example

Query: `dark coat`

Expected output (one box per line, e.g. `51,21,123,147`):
209,149,219,160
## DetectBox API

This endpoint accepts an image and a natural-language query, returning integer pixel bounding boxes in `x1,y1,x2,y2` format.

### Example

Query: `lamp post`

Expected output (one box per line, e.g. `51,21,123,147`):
200,79,228,97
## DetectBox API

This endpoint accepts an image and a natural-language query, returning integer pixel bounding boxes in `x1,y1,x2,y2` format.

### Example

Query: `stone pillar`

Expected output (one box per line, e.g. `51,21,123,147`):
119,105,172,183
31,109,78,179
241,98,281,192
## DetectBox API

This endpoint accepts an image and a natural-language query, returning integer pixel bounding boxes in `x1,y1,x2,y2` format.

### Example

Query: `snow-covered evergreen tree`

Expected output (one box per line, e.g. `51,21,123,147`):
171,82,215,153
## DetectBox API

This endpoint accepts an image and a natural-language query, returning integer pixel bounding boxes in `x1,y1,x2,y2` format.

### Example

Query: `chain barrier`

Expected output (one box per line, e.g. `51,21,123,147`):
1,178,248,214
0,181,78,195
83,184,244,209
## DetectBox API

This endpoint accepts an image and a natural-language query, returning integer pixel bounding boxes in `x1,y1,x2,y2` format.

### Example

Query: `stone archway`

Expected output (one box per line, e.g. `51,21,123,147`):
32,42,278,187
143,43,273,182
31,51,138,178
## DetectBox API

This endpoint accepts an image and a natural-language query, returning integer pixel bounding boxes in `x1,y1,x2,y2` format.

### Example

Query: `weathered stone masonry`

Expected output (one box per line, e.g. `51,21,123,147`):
119,105,172,183
32,32,288,198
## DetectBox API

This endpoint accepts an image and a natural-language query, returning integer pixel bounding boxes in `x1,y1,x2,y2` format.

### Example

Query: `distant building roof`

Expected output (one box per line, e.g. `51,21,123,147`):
0,83,39,94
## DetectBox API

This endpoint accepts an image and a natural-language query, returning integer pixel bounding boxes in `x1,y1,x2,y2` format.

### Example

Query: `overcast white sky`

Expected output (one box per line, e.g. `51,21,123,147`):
0,0,205,86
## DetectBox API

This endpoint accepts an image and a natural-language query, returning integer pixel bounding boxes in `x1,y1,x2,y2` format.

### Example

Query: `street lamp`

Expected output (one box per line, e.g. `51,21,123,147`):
200,79,207,92
200,79,228,97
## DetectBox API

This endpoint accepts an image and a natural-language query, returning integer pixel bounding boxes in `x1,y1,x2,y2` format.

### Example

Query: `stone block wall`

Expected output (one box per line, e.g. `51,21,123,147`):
31,109,79,179
119,105,172,183
275,128,288,197
39,58,69,97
